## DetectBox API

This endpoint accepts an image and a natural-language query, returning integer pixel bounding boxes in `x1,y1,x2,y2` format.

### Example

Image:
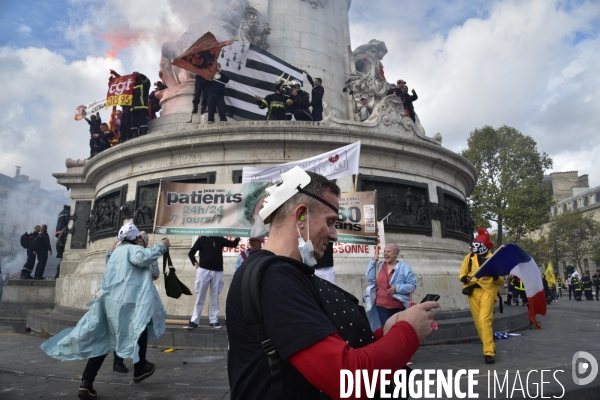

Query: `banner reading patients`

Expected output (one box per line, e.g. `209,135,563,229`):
241,141,361,183
154,181,377,244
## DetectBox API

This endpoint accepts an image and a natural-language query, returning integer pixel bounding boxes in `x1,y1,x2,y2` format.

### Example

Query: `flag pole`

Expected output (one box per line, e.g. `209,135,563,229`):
152,180,163,245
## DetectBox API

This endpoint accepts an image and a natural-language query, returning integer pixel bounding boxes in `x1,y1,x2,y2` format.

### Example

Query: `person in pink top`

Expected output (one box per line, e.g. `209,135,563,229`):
366,243,417,328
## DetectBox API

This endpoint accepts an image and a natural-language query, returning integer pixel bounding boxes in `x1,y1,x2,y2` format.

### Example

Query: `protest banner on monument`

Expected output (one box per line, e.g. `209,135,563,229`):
106,73,137,108
74,99,107,121
241,141,361,183
154,181,377,245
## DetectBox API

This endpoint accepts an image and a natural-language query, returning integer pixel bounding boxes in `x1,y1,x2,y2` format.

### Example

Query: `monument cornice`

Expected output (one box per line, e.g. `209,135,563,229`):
54,119,476,197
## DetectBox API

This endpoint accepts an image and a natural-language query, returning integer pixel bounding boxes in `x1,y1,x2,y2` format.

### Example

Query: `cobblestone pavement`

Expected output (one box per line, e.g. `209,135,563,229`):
0,296,598,399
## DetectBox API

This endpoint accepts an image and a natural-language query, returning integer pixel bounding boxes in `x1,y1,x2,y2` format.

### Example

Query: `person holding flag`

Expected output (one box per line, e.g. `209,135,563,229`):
458,228,503,364
544,263,557,302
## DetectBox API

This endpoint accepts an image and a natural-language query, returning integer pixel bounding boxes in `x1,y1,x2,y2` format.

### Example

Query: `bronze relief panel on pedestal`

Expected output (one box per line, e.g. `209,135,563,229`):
359,176,432,236
87,186,128,242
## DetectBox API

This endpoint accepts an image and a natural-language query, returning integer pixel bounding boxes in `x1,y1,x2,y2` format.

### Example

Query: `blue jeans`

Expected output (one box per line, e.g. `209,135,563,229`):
376,305,405,326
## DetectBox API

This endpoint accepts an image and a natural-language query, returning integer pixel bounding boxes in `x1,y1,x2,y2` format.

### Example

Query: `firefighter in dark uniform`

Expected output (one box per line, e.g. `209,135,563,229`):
254,80,289,121
581,273,594,300
131,72,150,137
303,71,324,121
593,271,600,301
21,225,41,279
512,276,528,306
192,75,208,114
286,80,313,121
571,273,582,301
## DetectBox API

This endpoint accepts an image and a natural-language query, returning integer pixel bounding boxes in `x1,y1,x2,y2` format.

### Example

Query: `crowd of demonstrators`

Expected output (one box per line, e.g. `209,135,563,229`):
226,167,438,399
564,271,599,301
84,70,168,159
184,236,240,330
459,228,503,364
20,224,52,280
41,223,171,400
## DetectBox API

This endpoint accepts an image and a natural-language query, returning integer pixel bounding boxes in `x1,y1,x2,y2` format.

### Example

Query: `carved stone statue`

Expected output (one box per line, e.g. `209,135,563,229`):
345,39,391,112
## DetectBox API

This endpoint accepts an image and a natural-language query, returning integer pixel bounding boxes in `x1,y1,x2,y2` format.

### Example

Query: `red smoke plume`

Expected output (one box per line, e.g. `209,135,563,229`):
100,28,143,60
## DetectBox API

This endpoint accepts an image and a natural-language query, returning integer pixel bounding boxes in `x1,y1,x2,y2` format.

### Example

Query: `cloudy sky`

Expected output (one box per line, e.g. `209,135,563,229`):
0,0,598,192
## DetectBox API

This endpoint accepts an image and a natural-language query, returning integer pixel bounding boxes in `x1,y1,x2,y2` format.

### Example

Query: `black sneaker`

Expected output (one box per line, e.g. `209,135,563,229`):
78,379,97,400
209,323,223,329
192,105,198,114
133,361,155,383
113,363,128,373
484,355,495,364
183,321,198,330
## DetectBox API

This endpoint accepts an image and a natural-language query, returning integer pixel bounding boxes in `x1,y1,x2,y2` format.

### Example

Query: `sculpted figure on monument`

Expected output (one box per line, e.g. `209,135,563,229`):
346,39,391,111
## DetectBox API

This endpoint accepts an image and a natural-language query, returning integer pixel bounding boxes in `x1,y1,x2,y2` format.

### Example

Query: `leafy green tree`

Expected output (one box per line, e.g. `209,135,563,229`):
552,211,600,274
462,125,554,246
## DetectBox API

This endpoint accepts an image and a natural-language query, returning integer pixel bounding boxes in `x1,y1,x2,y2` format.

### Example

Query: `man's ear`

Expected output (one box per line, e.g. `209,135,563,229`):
294,204,308,226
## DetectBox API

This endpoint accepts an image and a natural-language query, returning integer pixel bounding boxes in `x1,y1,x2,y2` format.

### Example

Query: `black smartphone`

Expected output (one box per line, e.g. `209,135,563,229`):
420,294,440,303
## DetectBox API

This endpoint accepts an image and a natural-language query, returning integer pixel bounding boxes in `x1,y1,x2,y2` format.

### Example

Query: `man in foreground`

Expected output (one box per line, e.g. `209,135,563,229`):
226,167,438,399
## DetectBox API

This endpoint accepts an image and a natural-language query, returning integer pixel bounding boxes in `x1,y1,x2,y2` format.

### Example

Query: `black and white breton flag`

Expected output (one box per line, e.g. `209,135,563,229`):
219,41,304,120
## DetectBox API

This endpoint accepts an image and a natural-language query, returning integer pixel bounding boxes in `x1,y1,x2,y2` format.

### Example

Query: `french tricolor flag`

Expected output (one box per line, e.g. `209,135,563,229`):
474,243,547,328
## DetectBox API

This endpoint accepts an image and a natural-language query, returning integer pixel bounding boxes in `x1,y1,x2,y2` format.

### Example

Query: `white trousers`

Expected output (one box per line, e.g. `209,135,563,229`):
191,268,224,324
314,266,335,284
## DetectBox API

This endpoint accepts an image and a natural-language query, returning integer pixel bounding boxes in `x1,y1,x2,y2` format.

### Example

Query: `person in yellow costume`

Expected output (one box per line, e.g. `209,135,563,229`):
458,228,504,364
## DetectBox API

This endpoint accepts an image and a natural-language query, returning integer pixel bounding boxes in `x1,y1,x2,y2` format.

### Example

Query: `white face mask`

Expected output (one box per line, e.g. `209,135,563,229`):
296,210,317,266
251,214,271,238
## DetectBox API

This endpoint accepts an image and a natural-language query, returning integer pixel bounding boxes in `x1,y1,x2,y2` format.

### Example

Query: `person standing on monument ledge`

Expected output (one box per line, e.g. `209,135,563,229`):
303,70,324,121
254,80,290,121
286,80,313,121
226,166,438,400
205,63,230,124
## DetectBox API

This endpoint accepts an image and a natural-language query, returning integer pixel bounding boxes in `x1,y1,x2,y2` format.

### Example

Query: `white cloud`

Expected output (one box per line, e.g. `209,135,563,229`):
17,24,32,35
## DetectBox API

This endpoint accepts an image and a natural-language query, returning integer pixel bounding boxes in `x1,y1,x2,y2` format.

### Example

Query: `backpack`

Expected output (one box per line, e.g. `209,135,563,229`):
20,232,29,249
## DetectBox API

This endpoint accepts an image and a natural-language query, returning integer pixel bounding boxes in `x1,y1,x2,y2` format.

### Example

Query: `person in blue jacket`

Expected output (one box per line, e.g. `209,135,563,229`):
233,237,264,274
365,243,417,330
40,223,170,400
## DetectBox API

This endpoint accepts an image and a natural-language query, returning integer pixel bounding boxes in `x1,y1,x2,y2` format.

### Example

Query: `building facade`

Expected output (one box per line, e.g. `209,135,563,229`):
535,171,600,278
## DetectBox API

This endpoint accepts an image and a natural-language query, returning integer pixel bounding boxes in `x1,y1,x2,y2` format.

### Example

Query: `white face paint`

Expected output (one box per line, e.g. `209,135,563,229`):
296,209,317,266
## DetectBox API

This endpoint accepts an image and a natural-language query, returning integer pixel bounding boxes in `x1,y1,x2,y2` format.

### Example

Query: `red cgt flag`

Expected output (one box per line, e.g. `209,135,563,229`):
172,32,235,81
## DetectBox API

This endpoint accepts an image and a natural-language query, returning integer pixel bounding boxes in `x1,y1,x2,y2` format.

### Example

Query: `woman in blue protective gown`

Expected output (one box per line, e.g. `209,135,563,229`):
40,223,171,400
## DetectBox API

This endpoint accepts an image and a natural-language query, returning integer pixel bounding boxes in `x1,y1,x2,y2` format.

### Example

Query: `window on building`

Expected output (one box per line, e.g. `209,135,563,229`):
11,225,17,238
590,194,596,205
577,198,583,208
584,259,589,273
0,223,4,235
562,261,566,269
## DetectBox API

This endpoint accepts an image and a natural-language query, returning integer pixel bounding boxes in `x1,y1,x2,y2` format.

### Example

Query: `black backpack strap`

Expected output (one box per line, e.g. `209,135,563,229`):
240,255,283,400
